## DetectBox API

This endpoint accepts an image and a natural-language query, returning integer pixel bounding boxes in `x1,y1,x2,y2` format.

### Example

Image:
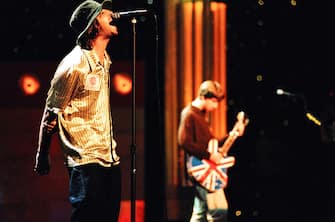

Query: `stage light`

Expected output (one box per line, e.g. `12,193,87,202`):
235,210,242,216
18,73,40,96
256,74,263,82
258,0,264,6
112,73,132,95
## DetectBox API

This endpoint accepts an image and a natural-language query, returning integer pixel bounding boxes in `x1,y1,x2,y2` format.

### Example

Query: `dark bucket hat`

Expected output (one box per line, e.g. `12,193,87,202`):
69,0,113,42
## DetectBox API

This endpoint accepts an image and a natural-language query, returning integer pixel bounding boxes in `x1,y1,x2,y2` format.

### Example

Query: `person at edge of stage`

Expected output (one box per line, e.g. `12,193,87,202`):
178,80,246,222
33,1,121,221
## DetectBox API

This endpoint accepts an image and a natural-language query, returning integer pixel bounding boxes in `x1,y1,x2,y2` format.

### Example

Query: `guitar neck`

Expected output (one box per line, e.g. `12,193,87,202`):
219,131,239,156
219,111,249,156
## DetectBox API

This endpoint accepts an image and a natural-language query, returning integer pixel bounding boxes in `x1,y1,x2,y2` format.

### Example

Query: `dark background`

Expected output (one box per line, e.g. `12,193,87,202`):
1,0,335,222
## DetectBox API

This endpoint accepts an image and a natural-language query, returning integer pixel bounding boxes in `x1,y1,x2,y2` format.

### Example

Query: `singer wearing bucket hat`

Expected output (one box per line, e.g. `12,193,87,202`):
34,1,122,221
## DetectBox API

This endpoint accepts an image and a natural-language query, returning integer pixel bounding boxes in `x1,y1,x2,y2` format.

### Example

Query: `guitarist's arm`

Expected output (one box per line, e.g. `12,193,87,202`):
179,138,211,161
179,136,223,164
178,108,229,164
178,118,226,164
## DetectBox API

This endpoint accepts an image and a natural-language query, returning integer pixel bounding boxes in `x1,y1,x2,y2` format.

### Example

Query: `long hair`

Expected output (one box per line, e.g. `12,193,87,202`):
77,19,100,50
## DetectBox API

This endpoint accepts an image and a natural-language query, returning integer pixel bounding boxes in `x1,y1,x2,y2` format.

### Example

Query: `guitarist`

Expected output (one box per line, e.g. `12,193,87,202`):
178,80,245,222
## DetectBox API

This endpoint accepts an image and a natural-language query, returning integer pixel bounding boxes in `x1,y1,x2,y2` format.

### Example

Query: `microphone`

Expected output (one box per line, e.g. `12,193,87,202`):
276,89,297,96
112,9,150,19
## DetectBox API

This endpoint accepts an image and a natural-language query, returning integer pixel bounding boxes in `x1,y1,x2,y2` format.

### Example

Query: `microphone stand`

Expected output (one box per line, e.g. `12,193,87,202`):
277,89,321,126
130,17,137,222
126,10,157,222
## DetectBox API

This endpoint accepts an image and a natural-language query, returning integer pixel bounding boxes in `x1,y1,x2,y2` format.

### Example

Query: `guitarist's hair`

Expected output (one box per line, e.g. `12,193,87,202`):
198,80,225,101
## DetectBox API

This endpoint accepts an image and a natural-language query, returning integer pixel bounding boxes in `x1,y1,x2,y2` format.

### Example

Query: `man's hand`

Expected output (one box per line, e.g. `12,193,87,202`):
233,121,246,137
233,111,249,137
34,151,51,175
44,119,57,134
33,107,58,175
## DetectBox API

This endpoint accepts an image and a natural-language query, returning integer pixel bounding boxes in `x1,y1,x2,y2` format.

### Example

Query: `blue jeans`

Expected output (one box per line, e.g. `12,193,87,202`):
190,184,228,222
67,163,121,222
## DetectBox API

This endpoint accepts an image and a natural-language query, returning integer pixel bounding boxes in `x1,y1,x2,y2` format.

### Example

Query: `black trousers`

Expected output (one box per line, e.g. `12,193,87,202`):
67,163,121,222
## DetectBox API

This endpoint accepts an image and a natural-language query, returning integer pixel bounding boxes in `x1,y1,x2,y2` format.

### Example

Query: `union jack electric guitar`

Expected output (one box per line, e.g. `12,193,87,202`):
187,111,249,192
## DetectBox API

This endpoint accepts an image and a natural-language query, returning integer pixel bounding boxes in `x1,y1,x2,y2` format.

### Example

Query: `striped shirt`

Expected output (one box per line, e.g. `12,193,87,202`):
46,45,120,167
